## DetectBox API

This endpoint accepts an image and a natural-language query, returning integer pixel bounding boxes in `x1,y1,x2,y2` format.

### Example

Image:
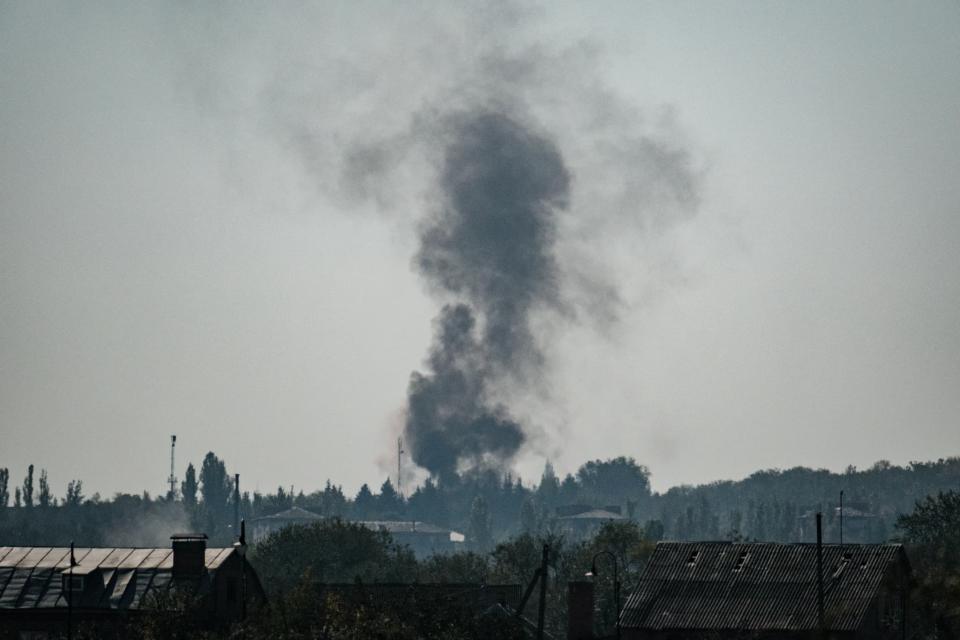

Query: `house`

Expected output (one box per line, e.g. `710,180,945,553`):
555,505,627,538
0,533,265,638
619,541,911,640
250,506,325,542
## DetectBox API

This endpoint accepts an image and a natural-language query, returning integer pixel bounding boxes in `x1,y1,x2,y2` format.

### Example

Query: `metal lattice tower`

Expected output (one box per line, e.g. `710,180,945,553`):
167,435,177,498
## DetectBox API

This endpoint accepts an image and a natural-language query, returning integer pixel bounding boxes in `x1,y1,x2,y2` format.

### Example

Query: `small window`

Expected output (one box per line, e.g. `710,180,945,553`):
734,551,749,572
686,549,700,566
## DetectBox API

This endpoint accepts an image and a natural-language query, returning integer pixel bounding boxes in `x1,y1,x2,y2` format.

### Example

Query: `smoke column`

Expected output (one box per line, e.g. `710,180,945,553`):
404,111,570,481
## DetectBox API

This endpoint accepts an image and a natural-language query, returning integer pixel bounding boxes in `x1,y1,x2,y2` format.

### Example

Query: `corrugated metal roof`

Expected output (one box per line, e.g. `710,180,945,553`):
0,546,237,611
620,542,907,632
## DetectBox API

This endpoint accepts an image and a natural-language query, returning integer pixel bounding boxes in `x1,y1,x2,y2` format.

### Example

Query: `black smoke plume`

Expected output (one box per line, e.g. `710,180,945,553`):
405,111,570,481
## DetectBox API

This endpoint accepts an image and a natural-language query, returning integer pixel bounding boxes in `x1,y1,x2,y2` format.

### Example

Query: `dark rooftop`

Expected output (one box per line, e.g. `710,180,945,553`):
621,541,909,632
0,546,236,611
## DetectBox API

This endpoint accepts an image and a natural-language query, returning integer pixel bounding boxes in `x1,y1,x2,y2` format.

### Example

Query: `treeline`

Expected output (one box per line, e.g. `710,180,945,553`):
1,454,958,548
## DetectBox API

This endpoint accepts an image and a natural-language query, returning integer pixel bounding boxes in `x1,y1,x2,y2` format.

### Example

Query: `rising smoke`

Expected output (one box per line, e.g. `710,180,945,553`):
405,111,570,481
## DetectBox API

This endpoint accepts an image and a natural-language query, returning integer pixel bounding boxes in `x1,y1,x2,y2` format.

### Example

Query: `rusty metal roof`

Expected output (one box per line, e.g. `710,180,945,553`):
620,542,908,632
0,546,236,611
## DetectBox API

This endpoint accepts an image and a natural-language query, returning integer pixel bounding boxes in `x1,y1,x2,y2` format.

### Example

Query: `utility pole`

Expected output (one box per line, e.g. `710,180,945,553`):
537,544,549,639
67,541,75,640
397,437,404,499
234,474,240,537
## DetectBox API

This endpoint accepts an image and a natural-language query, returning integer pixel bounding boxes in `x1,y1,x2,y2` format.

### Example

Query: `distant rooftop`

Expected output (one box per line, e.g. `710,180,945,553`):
556,508,625,521
621,541,909,632
0,545,237,611
252,506,324,522
357,520,456,535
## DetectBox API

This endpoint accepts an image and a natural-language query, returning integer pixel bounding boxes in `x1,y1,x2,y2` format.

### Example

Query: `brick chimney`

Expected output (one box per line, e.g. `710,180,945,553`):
171,533,207,579
568,580,594,640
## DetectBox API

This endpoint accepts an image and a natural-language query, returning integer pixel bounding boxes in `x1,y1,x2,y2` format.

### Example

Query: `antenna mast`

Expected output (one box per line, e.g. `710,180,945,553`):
397,437,404,498
167,435,177,499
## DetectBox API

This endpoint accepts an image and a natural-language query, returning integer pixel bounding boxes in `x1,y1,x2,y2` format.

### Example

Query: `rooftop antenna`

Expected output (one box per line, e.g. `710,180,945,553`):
234,474,240,538
167,435,177,499
397,437,405,499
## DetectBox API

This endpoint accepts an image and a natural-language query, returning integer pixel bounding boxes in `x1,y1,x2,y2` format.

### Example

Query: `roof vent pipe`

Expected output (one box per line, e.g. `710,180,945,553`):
234,473,240,540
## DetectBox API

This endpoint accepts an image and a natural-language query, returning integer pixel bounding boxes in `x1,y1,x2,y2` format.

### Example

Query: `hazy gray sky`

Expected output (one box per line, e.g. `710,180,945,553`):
2,1,958,498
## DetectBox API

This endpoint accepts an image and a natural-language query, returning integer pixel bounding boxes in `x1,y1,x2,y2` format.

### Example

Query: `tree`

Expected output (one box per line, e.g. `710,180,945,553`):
519,497,538,535
64,480,83,507
251,519,417,594
0,468,8,508
22,464,34,508
320,480,347,517
537,461,560,509
408,478,448,526
418,551,490,583
378,478,401,516
896,491,960,637
181,463,198,506
468,496,493,552
644,519,665,541
199,452,231,539
353,484,375,519
576,457,651,506
14,487,21,508
38,469,51,507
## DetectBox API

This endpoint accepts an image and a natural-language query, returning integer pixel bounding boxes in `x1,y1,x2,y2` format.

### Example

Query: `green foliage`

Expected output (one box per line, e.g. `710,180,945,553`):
418,551,490,583
64,479,84,507
38,469,51,507
353,483,375,518
576,456,651,505
378,478,401,516
0,467,8,508
181,463,198,507
468,496,493,552
896,491,960,638
22,464,34,508
232,574,529,640
250,518,418,594
199,452,231,541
